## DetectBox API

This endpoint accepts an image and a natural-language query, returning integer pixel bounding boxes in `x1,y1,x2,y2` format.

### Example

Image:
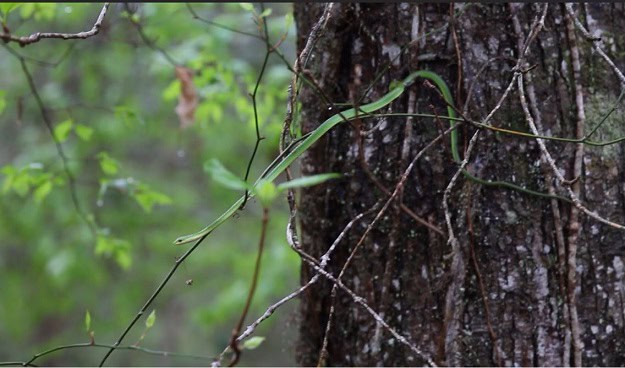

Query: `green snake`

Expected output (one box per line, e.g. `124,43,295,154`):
174,70,565,245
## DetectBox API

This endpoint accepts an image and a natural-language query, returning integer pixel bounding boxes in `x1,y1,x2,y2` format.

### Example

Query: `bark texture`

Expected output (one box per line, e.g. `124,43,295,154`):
295,3,625,366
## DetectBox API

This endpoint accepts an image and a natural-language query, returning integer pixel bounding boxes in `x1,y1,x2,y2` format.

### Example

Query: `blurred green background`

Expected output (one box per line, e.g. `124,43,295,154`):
0,3,301,366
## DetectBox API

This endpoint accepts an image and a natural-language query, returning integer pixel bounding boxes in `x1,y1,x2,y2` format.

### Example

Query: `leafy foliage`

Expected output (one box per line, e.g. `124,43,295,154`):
0,3,298,366
85,310,92,332
242,336,265,350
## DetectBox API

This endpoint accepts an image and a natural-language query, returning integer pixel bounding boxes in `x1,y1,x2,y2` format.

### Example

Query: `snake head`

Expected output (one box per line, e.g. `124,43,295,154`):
173,236,189,245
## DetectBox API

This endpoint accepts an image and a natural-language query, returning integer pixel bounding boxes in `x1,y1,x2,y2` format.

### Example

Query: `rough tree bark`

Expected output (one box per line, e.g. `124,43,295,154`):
294,3,625,366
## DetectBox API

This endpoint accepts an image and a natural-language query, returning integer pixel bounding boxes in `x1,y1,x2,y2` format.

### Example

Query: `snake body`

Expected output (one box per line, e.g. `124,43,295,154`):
174,70,564,245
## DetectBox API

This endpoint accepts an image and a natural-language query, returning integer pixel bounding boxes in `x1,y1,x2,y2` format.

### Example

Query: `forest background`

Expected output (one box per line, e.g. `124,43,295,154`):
0,3,299,366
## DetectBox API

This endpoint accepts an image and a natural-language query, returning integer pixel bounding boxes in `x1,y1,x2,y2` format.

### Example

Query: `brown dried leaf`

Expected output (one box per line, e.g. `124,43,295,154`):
174,66,199,129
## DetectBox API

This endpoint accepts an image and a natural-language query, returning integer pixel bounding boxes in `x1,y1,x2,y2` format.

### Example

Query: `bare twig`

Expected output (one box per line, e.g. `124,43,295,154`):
319,124,456,366
279,5,336,321
0,4,110,47
98,233,210,366
185,4,262,40
123,4,179,67
518,75,625,231
440,5,549,363
4,43,77,68
227,207,270,367
281,195,439,367
241,4,271,209
441,130,478,365
462,56,517,116
565,4,625,87
281,3,335,151
15,341,214,366
214,208,375,367
358,148,446,237
511,5,572,365
280,195,438,366
355,87,445,237
298,250,437,367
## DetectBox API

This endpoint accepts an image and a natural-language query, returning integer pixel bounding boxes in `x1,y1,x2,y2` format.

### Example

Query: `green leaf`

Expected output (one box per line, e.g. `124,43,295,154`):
145,310,156,329
75,124,94,141
33,180,53,203
0,90,6,116
95,236,108,255
114,106,144,126
1,165,16,194
203,159,249,191
277,173,342,191
209,102,223,124
85,310,91,332
259,8,272,18
53,119,73,143
239,3,254,11
96,152,119,176
119,10,140,23
254,179,277,207
284,13,293,29
133,183,172,213
20,3,56,21
115,249,132,270
11,170,31,197
0,3,21,16
95,235,132,270
162,80,180,102
242,336,265,350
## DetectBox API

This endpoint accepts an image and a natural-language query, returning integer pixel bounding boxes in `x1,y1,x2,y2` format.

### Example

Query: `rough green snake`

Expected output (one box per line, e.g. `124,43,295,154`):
174,70,565,245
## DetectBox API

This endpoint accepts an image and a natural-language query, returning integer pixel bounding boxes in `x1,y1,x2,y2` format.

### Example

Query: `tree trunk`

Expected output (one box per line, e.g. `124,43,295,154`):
294,3,625,366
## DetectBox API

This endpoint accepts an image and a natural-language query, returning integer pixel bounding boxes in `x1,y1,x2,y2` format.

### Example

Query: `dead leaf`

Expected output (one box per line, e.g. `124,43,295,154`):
174,66,198,129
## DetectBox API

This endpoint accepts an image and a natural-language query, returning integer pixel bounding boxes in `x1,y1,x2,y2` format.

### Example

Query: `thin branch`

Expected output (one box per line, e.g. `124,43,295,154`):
6,47,97,236
102,6,335,366
241,3,271,209
518,75,625,231
98,233,210,366
124,4,179,67
565,4,625,87
0,4,110,47
440,6,549,362
13,341,214,366
214,208,375,366
280,3,335,151
510,6,562,366
185,3,263,39
278,5,336,321
358,150,446,237
3,43,77,68
319,124,456,366
227,207,270,367
298,250,437,367
356,107,625,147
440,130,478,365
282,212,437,367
